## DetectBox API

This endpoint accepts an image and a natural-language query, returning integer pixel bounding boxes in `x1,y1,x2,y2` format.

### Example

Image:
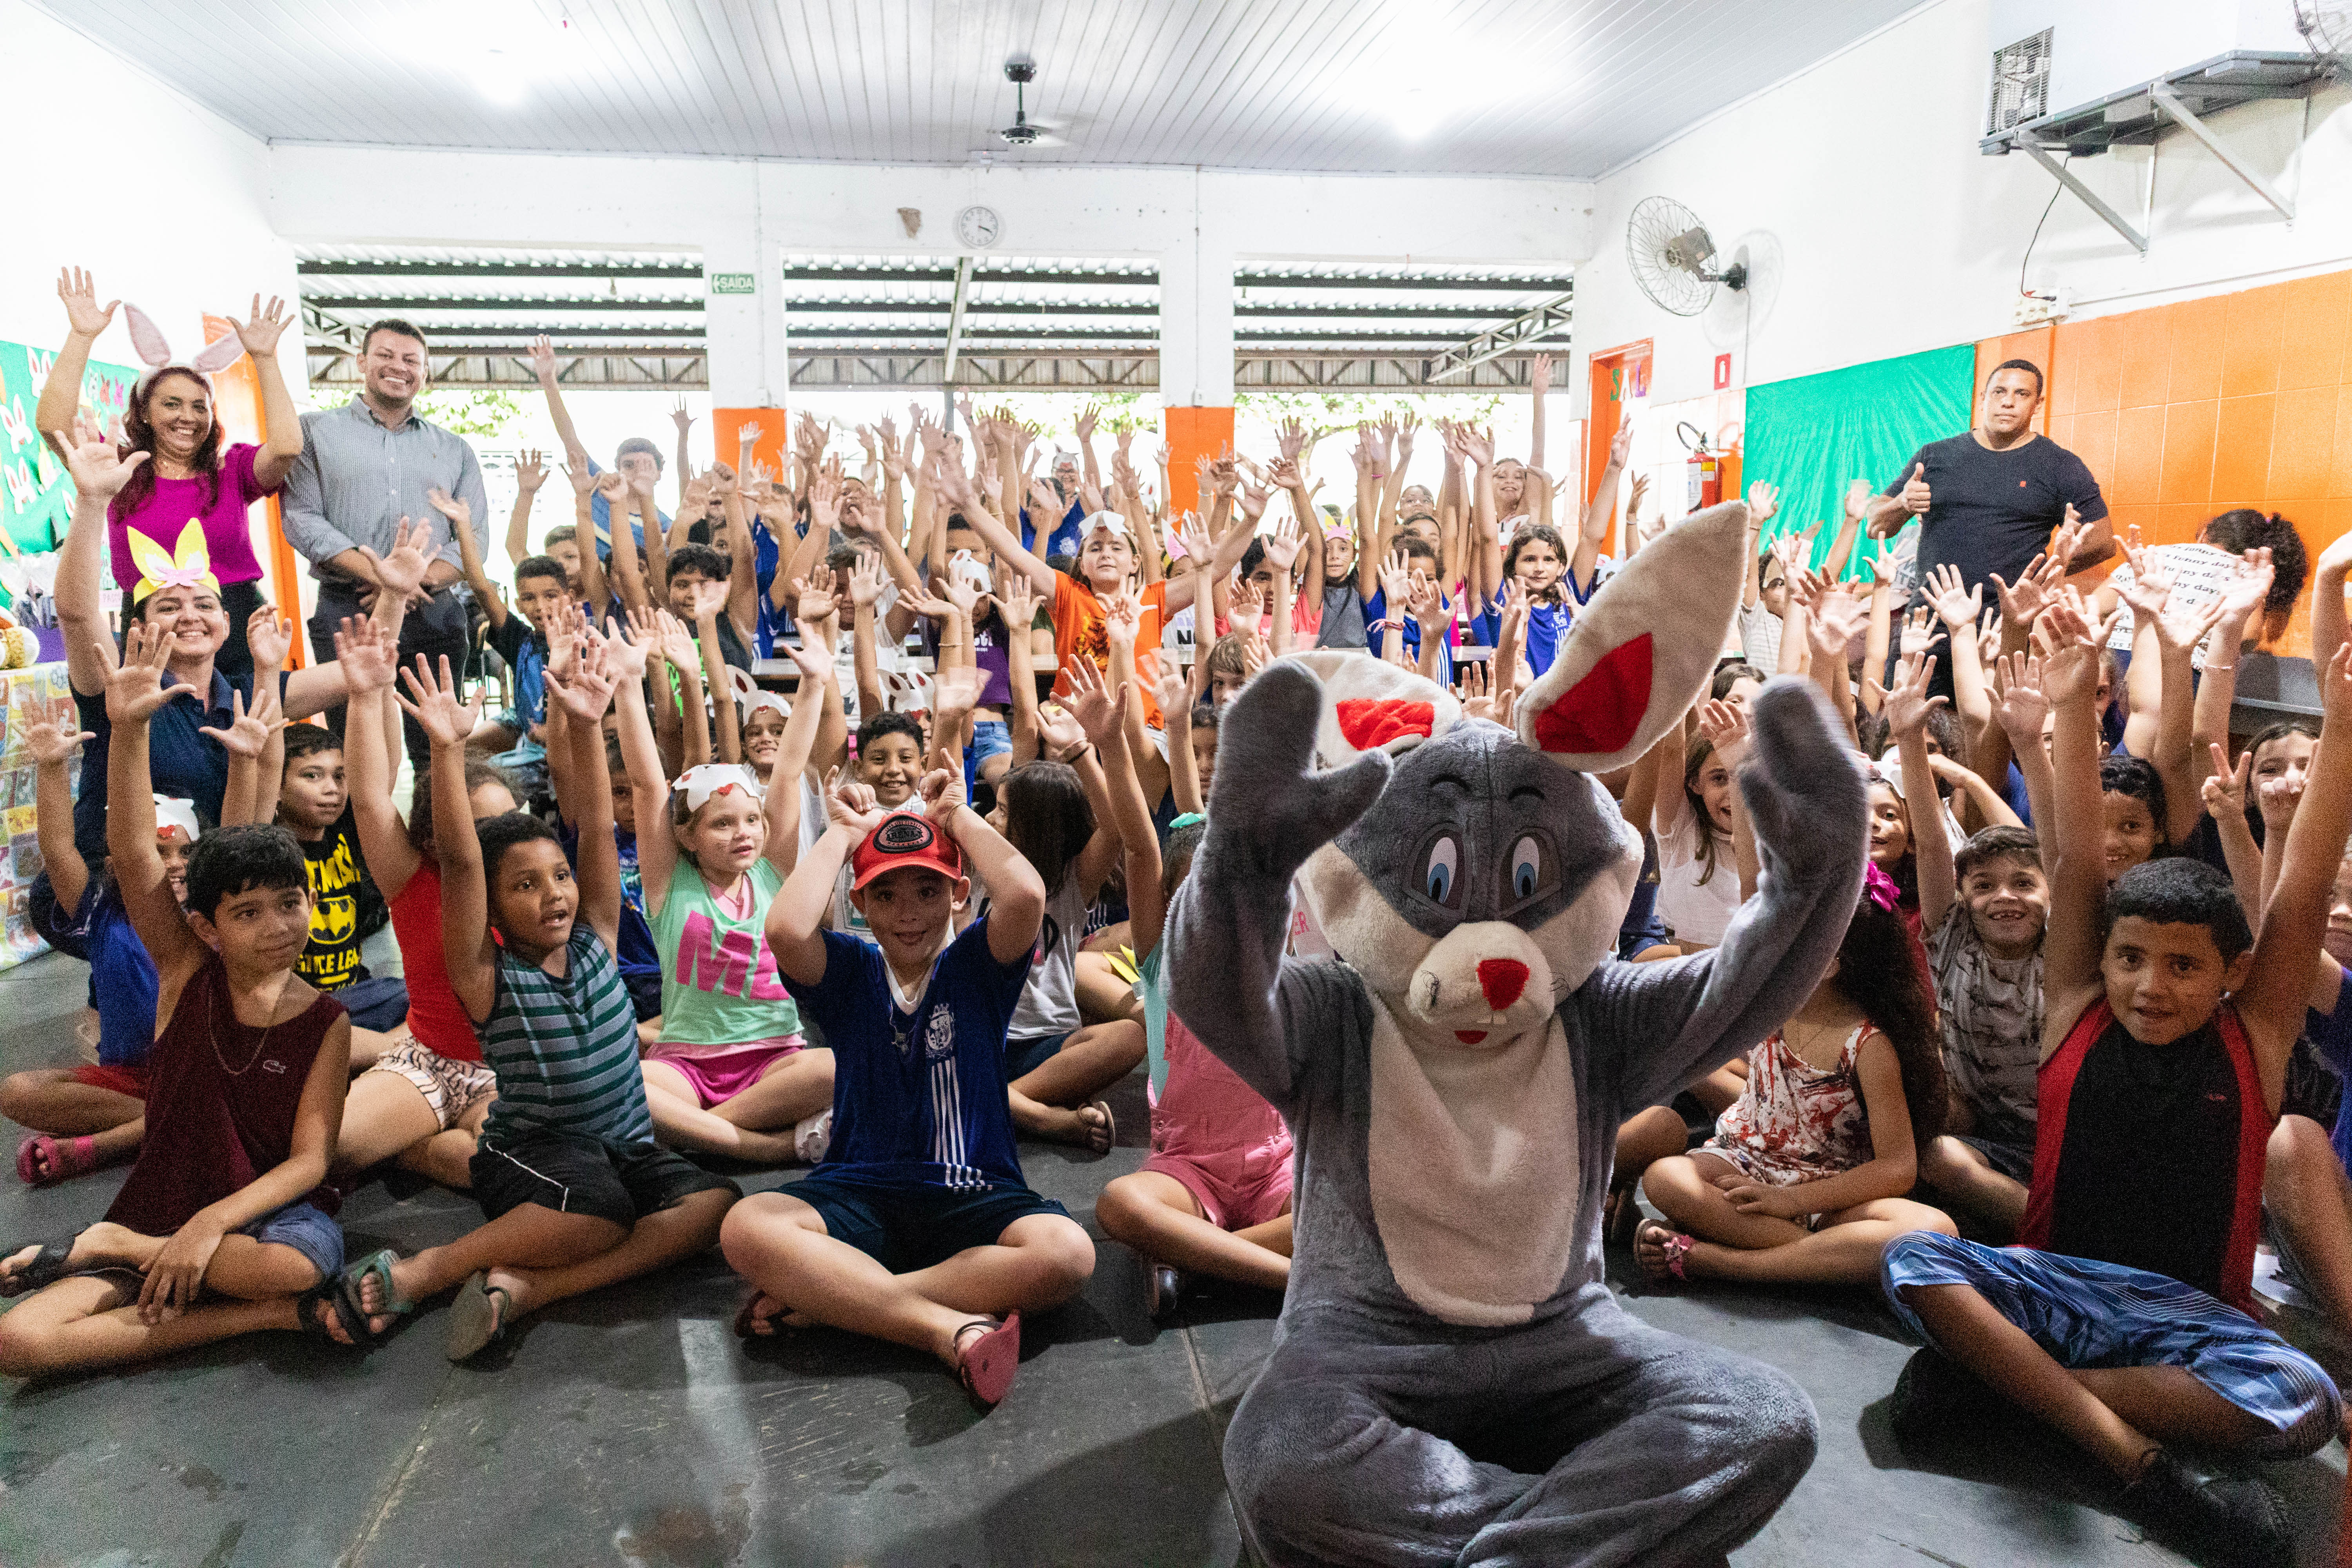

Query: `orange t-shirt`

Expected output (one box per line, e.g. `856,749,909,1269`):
1051,573,1168,728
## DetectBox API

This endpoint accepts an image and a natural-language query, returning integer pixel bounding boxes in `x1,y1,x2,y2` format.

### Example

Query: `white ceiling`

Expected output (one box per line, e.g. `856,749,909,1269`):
45,0,1921,178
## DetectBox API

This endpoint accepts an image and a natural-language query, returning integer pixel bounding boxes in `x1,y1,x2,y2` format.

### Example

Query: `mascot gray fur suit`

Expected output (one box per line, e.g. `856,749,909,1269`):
1167,499,1869,1568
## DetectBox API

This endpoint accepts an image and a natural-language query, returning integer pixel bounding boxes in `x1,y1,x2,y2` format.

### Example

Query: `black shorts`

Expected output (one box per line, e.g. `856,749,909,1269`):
787,1169,1070,1274
472,1127,738,1228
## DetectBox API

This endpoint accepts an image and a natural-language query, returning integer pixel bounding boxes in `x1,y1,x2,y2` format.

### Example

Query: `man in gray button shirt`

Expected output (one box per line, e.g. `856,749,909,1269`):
281,318,486,771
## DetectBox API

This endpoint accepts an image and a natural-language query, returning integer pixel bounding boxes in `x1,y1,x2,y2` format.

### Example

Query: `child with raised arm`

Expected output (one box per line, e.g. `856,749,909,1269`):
1877,601,2349,1568
0,625,363,1372
611,617,837,1165
336,648,738,1361
722,761,1094,1409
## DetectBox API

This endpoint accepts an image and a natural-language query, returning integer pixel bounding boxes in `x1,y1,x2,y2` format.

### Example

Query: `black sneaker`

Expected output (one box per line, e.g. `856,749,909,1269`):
1887,1347,2010,1448
2127,1451,2292,1568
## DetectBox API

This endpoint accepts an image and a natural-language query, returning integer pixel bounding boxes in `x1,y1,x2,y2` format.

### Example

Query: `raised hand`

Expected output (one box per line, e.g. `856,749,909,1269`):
1065,654,1127,748
1102,589,1142,650
1227,579,1265,638
57,267,118,338
846,552,887,610
1921,563,1982,630
671,396,693,437
1152,664,1190,724
514,449,548,493
681,473,714,520
228,294,290,359
328,614,395,694
655,608,700,673
1843,477,1873,523
2031,593,2102,706
528,334,559,383
998,572,1040,635
365,514,437,603
932,664,985,724
1896,604,1942,660
57,413,148,499
1608,418,1634,467
1173,512,1212,568
246,604,293,673
598,613,652,681
707,461,738,499
1036,701,1085,756
1989,651,2049,746
1989,548,2067,630
1809,586,1868,657
1260,512,1304,574
24,719,96,768
1900,462,1931,515
101,622,198,725
1744,481,1780,528
566,460,597,499
1696,697,1753,771
546,628,618,722
392,655,483,746
690,578,730,624
2322,639,2352,728
1881,652,1947,738
197,680,282,759
1530,354,1553,397
2215,546,2275,630
2201,741,2251,824
791,575,836,629
824,769,888,837
918,764,967,826
1377,549,1408,609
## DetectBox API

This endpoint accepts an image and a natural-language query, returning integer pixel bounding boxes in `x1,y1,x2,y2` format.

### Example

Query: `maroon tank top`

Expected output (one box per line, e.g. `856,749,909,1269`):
105,953,345,1238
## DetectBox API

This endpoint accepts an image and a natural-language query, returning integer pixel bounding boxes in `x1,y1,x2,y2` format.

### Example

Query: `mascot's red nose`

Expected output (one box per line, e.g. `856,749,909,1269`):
1477,958,1530,1010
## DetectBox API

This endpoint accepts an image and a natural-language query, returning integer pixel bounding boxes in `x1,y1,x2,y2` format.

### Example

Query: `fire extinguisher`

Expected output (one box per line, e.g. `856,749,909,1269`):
1680,422,1721,512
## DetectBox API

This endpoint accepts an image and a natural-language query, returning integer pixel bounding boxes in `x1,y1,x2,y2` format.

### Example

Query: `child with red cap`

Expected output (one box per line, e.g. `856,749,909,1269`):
721,762,1094,1408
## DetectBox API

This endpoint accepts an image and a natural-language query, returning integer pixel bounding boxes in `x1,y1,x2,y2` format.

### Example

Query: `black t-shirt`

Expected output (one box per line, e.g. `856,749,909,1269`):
297,820,372,993
1883,432,2107,594
2047,1013,2240,1300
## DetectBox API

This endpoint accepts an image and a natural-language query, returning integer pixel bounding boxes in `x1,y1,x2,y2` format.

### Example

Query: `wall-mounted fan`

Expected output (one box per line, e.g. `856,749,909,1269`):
2296,0,2352,66
1627,197,1748,318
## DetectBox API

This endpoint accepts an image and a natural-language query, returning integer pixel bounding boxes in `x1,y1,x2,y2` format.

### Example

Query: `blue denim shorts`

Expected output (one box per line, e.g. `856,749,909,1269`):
966,718,1012,770
241,1200,345,1284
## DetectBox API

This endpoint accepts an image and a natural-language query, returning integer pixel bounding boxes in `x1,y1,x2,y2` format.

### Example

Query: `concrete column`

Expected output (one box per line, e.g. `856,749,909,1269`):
1158,232,1235,514
701,187,790,472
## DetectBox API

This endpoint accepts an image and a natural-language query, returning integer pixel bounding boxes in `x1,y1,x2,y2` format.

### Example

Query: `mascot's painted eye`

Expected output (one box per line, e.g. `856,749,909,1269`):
1419,834,1462,909
1510,837,1542,900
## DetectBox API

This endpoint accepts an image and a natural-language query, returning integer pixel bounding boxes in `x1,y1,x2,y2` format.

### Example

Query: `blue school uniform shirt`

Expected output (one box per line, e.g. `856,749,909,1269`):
30,875,156,1068
1362,586,1453,686
794,918,1034,1191
752,517,787,658
1019,495,1085,561
2308,969,2352,1174
71,667,289,867
583,456,671,560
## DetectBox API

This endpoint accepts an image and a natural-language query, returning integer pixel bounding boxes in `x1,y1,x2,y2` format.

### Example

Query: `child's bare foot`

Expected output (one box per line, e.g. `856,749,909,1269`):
1633,1220,1695,1286
1029,1100,1115,1153
732,1289,814,1338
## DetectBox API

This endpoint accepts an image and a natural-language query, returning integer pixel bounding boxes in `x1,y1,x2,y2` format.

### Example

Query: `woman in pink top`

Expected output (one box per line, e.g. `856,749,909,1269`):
35,267,303,680
1096,818,1296,1320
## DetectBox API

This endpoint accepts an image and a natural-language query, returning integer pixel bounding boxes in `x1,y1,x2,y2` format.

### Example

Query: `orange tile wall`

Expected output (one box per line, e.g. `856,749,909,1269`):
1984,270,2352,658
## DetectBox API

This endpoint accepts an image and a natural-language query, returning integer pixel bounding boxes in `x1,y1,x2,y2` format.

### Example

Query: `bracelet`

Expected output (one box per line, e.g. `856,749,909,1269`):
1056,741,1093,765
2202,662,2234,671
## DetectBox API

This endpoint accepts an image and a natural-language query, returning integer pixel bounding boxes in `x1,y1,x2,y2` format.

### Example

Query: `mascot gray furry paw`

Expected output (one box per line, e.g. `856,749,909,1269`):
1167,501,1868,1568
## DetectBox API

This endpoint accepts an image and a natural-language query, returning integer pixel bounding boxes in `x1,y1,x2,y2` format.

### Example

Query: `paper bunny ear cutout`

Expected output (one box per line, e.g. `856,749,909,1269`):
1515,499,1749,774
122,304,247,378
1280,648,1462,766
128,520,220,603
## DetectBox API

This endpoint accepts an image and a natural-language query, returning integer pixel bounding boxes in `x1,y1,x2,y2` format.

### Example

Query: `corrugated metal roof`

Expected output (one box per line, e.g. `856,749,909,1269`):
43,0,1920,177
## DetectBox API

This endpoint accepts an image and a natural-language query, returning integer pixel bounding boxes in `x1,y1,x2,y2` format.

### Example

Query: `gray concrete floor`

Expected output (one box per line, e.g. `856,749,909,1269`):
0,936,2343,1567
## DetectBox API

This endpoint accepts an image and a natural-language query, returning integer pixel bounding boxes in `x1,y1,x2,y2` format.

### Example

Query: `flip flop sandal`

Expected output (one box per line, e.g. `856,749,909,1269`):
16,1134,98,1188
953,1314,1021,1408
0,1234,81,1298
1636,1221,1695,1284
445,1271,513,1362
336,1249,417,1343
295,1279,375,1348
1082,1100,1116,1156
1149,1265,1183,1322
732,1290,791,1340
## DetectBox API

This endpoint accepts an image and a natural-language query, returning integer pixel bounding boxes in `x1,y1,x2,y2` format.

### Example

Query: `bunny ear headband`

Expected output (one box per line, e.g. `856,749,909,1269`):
122,304,247,400
127,520,219,603
722,668,793,723
673,764,764,811
154,795,201,844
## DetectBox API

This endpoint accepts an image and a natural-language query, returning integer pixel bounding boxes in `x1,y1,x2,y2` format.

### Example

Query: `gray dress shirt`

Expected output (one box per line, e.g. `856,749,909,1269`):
280,397,482,582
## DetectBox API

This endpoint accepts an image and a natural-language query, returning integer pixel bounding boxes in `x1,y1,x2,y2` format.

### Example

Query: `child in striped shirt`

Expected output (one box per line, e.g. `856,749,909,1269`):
338,642,736,1361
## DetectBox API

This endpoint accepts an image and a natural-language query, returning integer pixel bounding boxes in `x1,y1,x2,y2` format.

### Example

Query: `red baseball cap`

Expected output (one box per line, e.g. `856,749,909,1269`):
850,811,965,890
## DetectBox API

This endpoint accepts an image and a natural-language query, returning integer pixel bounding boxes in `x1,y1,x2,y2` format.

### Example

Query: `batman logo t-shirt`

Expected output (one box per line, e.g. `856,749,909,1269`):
298,821,371,993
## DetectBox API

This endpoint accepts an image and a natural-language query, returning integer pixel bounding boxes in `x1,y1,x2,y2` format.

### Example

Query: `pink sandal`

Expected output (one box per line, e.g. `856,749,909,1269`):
953,1314,1022,1408
1636,1220,1695,1285
16,1134,99,1188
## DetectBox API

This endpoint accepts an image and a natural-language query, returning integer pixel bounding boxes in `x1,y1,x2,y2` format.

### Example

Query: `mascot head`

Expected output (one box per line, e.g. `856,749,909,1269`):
1292,500,1751,1049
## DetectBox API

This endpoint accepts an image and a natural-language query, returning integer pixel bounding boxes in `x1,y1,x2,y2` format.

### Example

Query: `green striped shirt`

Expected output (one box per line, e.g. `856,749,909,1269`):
480,925,655,1149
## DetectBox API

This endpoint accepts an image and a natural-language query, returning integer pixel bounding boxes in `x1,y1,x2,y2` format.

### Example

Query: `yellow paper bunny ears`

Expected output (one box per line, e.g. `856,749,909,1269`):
128,520,219,603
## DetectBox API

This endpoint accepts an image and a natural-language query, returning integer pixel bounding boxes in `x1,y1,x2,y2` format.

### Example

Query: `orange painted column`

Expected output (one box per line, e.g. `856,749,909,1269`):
205,314,307,668
1161,405,1236,524
714,408,790,479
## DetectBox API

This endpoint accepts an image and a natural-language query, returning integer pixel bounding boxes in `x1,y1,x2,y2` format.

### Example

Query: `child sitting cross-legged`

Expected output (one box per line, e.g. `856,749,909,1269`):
337,642,739,1360
1636,695,1958,1290
0,625,365,1372
721,760,1095,1409
1877,597,2349,1568
612,616,838,1165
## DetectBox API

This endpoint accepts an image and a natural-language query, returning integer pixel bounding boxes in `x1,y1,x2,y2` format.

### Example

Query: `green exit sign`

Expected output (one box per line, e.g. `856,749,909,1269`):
708,272,756,295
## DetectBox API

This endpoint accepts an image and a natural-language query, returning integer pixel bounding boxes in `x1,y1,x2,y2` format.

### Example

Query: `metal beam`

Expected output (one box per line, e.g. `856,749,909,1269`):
2150,84,2292,218
785,265,1157,287
309,350,708,390
780,299,1529,320
2016,143,2149,252
1426,294,1577,382
305,295,703,313
299,260,704,279
320,325,706,341
1234,271,1576,292
942,256,974,387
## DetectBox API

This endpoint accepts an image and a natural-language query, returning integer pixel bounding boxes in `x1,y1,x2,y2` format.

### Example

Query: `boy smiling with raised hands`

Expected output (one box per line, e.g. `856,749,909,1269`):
721,757,1094,1409
1880,597,2350,1568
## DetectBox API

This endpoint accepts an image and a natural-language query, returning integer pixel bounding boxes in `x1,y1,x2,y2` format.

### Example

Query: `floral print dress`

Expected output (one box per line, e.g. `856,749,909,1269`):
1702,1024,1877,1188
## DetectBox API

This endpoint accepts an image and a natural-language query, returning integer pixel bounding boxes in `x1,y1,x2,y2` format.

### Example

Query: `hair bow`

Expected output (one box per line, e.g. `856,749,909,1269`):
673,763,764,812
1862,861,1901,913
127,519,219,603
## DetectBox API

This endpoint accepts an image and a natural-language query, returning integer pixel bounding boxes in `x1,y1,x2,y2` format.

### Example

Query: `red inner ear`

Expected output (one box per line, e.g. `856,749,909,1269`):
1533,633,1653,755
1336,698,1434,751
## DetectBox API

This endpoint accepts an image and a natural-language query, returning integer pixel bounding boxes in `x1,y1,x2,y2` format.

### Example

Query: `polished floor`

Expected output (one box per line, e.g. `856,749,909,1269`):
0,936,2343,1567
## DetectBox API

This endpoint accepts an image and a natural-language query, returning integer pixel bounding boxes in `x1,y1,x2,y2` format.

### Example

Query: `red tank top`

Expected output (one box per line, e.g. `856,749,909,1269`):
390,863,483,1062
105,953,344,1237
2020,999,2271,1311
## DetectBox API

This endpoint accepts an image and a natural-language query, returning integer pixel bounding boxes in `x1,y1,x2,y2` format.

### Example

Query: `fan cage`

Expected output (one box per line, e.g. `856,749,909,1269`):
1987,27,2054,134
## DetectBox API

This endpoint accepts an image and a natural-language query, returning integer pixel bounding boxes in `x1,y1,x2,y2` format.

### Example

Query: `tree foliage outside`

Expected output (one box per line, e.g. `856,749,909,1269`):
417,388,527,438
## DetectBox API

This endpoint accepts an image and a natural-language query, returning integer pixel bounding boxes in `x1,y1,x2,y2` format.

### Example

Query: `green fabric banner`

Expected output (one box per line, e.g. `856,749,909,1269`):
1740,343,1976,582
0,339,140,554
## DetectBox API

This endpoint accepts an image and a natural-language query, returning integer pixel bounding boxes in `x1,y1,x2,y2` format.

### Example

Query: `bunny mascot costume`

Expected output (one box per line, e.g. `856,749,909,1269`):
1168,500,1868,1567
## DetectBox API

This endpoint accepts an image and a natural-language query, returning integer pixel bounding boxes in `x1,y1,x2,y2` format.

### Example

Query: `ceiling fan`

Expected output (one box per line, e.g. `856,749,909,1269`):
998,60,1071,147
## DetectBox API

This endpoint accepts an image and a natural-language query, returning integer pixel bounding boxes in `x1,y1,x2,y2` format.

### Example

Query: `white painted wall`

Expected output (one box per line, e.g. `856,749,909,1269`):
1570,0,2352,412
0,0,298,385
263,150,1596,406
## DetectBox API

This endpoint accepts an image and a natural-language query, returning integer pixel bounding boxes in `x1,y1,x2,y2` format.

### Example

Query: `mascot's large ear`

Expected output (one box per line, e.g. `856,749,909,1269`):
1281,649,1461,764
1515,499,1749,772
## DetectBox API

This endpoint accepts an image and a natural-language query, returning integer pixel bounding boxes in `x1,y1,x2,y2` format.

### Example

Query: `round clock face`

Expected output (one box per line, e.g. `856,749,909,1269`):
956,205,1002,249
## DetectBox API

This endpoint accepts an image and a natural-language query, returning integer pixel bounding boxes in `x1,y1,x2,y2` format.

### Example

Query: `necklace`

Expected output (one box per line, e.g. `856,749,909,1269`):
211,967,292,1077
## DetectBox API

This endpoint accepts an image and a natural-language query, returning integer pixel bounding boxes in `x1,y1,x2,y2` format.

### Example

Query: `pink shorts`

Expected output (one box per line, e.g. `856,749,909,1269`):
645,1036,804,1109
1143,1140,1295,1232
